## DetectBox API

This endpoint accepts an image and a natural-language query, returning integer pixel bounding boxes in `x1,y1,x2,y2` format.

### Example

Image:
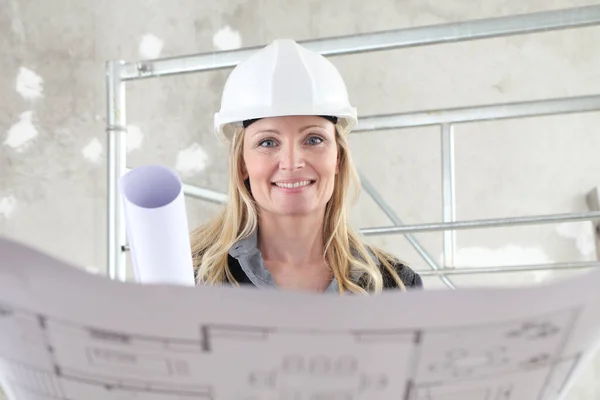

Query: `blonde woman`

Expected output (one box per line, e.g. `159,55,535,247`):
190,39,423,294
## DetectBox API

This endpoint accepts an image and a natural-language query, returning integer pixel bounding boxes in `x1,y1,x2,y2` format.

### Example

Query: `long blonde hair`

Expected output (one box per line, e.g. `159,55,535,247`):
190,124,406,293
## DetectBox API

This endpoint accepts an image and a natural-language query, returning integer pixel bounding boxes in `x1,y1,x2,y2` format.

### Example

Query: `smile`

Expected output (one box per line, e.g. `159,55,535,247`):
272,180,315,189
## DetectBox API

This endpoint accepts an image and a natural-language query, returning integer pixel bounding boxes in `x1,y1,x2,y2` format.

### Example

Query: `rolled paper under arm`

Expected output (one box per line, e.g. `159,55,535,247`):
119,165,195,286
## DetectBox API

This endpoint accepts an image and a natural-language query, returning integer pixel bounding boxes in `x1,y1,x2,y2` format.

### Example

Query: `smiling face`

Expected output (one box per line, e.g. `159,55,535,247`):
242,115,339,217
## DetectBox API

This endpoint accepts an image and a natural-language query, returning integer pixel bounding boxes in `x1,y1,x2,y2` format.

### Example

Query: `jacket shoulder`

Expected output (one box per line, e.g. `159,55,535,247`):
382,260,424,289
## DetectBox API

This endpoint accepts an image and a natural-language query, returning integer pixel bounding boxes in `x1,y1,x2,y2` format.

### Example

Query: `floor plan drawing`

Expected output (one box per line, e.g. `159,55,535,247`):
0,301,586,400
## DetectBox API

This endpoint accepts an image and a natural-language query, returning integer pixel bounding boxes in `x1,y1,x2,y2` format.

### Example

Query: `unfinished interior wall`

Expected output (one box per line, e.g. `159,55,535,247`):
1,0,599,398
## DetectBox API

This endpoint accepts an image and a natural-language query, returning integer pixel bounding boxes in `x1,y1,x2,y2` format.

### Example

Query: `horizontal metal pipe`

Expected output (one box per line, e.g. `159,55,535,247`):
360,211,600,236
358,172,456,290
416,261,600,276
183,183,228,204
119,6,600,80
355,95,600,131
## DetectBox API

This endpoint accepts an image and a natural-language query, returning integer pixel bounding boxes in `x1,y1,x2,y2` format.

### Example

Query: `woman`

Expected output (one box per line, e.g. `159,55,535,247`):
191,39,423,294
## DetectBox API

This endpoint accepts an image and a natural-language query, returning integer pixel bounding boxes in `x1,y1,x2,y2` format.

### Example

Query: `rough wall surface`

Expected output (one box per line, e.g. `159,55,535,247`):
1,0,599,398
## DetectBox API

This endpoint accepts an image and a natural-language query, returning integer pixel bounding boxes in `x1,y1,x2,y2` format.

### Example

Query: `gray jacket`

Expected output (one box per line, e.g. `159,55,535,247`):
225,229,423,291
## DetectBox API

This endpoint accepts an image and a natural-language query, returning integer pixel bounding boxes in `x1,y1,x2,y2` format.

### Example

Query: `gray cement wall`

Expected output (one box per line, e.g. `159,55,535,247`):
1,0,599,398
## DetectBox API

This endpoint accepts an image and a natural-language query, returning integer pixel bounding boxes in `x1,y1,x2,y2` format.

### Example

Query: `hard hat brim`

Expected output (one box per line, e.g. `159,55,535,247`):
214,107,357,144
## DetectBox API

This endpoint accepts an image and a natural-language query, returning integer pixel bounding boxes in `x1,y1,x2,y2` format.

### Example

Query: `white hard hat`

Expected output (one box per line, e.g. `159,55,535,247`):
214,38,358,144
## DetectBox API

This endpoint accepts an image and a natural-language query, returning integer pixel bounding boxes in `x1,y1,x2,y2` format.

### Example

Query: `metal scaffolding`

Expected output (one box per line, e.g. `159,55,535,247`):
106,5,600,288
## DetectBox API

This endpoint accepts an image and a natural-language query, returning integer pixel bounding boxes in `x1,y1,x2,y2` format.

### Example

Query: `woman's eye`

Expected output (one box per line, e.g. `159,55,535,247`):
258,139,276,147
306,136,323,145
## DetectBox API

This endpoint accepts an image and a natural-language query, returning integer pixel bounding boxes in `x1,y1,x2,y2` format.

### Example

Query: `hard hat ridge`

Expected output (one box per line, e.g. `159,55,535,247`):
214,38,357,144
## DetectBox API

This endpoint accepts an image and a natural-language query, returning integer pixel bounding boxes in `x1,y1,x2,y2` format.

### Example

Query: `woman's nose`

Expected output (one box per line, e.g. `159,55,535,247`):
279,143,305,170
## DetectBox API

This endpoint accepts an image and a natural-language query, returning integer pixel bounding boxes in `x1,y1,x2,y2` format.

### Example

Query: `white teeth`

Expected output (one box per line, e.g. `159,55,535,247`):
275,180,312,188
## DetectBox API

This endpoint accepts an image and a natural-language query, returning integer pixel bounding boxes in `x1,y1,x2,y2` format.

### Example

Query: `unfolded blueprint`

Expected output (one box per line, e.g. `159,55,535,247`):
1,236,600,400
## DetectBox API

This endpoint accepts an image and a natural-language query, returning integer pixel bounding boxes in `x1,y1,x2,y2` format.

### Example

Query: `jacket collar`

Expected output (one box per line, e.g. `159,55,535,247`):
228,228,377,289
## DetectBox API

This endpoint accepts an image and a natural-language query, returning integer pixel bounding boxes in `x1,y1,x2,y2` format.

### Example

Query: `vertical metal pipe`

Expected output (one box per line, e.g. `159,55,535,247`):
106,61,128,281
359,172,456,290
441,123,457,268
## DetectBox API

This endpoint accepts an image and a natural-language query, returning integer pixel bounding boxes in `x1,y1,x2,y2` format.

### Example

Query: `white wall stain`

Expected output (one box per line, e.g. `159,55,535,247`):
0,196,17,219
4,111,38,152
444,244,553,283
16,67,43,100
555,221,595,257
212,25,242,50
82,138,103,163
451,245,552,266
127,124,144,152
138,33,164,59
176,143,209,177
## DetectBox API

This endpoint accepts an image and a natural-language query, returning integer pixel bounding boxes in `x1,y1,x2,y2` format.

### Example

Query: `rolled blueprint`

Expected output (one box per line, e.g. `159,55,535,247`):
119,165,195,286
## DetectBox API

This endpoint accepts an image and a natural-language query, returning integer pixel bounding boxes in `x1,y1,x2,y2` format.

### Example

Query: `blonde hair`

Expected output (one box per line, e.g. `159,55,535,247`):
190,124,406,293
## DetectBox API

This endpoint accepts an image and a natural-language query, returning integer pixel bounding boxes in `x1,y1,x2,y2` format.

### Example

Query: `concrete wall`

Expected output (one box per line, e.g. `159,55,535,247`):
1,0,599,398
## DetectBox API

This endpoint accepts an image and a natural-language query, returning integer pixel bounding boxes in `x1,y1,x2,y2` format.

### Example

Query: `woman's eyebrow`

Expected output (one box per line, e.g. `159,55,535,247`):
300,124,327,131
253,129,280,135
